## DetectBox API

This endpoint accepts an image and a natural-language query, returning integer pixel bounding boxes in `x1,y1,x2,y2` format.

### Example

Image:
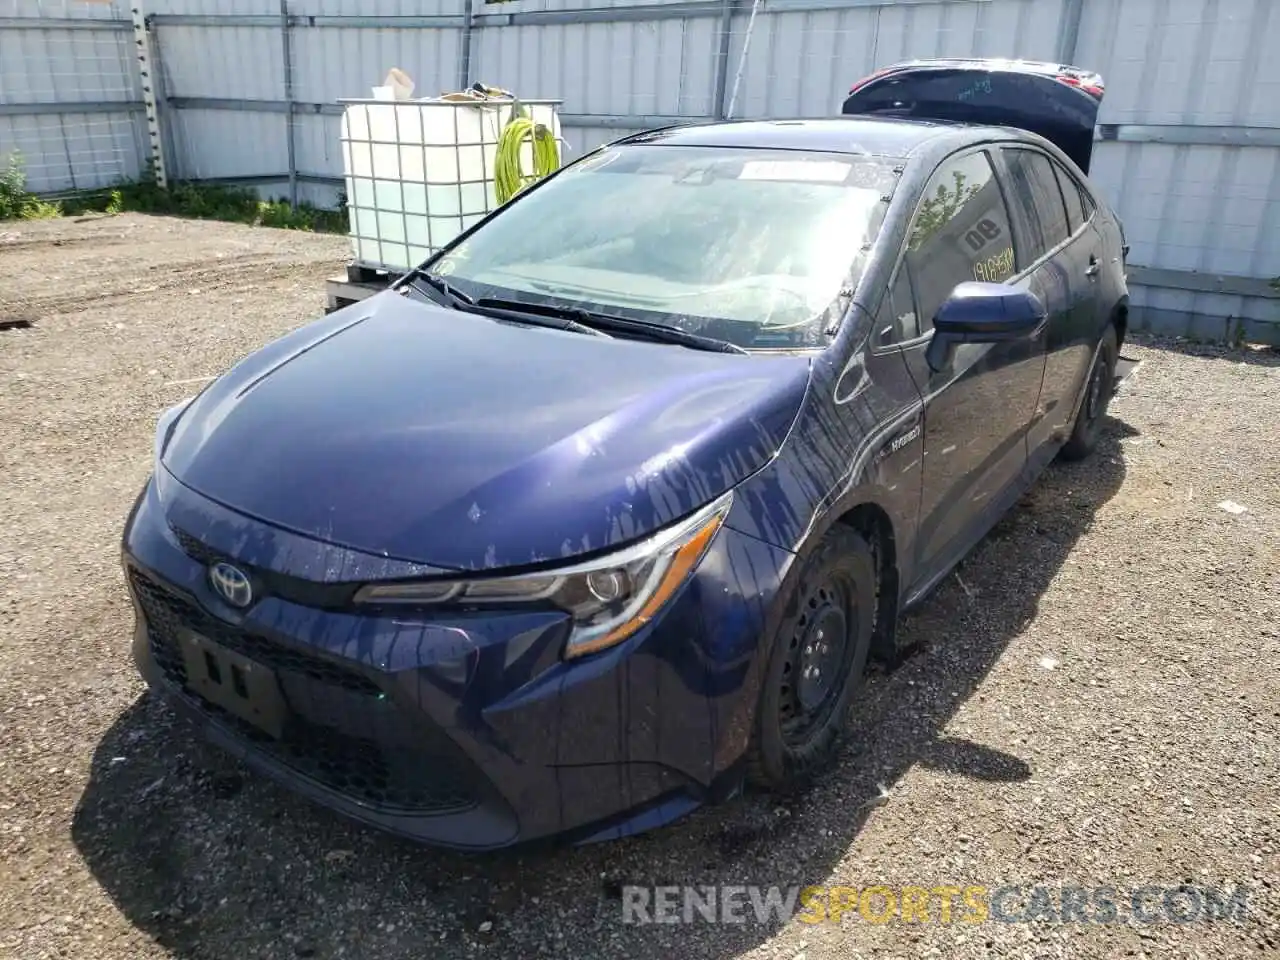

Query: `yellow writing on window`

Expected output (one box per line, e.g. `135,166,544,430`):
973,247,1015,283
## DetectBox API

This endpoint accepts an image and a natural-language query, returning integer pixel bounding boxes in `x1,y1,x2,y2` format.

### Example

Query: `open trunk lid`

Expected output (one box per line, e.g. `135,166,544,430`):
841,58,1104,174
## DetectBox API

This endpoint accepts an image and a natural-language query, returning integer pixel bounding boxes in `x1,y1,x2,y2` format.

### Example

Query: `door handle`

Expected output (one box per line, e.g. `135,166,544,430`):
1085,255,1101,278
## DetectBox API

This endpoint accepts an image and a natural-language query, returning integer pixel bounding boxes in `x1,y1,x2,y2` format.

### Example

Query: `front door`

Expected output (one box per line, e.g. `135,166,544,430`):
893,148,1048,584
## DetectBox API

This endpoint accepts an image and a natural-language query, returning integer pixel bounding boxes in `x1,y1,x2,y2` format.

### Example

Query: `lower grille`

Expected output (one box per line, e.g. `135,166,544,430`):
132,572,379,695
129,568,476,814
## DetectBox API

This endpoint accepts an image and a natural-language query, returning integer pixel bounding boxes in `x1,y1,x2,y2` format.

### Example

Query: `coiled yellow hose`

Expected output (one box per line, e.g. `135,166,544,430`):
494,108,560,204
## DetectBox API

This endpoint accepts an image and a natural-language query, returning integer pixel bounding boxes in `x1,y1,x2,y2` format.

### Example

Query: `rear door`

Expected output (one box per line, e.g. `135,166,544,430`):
885,147,1047,584
996,146,1104,465
1052,158,1111,426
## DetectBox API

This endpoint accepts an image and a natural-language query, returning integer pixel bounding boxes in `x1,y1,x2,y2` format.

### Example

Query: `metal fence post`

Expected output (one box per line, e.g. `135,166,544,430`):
130,1,168,187
724,0,761,120
1057,0,1085,65
458,0,475,91
280,0,298,207
711,0,734,119
147,18,181,185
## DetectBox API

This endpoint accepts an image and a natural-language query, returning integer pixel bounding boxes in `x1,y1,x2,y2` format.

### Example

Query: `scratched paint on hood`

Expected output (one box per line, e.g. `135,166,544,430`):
161,292,812,570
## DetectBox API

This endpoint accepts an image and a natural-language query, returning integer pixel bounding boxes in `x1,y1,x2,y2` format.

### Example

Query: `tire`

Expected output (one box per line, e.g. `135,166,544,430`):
746,525,876,789
1059,323,1118,462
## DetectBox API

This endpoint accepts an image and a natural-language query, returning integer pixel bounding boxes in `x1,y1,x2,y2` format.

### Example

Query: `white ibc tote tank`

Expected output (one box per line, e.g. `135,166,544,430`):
340,96,563,273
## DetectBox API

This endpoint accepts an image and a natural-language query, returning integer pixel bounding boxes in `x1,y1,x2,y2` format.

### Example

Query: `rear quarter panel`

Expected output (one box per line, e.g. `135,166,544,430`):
1090,189,1131,335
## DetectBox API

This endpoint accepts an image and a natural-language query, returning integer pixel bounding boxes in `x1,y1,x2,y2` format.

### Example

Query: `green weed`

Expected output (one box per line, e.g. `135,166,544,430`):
0,154,63,220
2,153,346,234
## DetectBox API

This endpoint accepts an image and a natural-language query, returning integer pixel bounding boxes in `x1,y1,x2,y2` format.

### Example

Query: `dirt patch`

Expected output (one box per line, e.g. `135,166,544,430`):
0,214,1276,960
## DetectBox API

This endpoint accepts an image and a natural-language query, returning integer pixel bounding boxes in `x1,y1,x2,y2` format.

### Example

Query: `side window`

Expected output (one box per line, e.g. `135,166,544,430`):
1003,148,1071,260
904,150,1015,333
1054,162,1086,234
874,264,919,345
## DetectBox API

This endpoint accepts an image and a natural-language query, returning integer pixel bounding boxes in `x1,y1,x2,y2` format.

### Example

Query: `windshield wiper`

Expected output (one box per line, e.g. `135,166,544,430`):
405,275,744,352
404,274,606,338
475,297,748,355
471,297,608,338
405,272,474,306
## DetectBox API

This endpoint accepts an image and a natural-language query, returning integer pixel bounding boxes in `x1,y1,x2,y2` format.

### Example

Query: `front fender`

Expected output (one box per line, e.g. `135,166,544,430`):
722,347,925,679
723,350,922,585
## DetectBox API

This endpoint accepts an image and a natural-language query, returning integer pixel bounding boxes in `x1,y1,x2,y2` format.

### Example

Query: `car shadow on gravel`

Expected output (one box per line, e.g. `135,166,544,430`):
72,421,1131,960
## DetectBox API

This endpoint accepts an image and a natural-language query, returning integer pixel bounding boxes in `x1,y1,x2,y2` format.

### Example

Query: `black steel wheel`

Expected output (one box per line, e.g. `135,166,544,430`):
747,525,876,788
1060,323,1118,462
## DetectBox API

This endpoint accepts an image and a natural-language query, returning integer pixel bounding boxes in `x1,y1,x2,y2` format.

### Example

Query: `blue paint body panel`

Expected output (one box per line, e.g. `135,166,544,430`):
161,291,811,570
122,108,1128,849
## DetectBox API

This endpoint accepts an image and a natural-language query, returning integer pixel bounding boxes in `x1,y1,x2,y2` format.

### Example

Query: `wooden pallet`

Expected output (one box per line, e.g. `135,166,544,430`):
324,263,403,314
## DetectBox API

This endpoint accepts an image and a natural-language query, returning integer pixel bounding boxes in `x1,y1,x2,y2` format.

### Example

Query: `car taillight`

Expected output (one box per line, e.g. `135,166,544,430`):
1055,73,1104,99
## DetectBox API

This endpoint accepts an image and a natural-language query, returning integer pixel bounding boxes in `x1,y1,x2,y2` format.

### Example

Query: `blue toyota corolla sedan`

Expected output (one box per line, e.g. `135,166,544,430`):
123,60,1128,849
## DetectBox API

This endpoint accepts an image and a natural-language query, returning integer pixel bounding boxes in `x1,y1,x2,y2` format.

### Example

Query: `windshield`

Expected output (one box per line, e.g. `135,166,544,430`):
426,144,899,350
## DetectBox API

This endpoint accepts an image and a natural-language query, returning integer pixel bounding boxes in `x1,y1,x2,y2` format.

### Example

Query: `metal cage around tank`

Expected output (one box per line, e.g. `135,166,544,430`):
339,97,563,273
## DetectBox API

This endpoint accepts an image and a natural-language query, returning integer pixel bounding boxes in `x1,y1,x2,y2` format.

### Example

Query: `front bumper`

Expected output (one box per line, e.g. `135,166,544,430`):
122,471,793,849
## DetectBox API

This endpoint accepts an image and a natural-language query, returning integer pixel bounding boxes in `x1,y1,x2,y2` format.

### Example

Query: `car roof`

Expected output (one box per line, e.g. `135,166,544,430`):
616,116,1015,160
875,57,1075,77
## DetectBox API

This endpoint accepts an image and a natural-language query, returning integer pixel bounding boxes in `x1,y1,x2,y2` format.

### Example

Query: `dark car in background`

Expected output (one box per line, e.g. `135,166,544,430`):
122,59,1129,849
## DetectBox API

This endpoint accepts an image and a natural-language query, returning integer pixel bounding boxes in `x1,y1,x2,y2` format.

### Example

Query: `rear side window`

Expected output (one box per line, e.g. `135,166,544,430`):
1002,148,1072,261
903,150,1015,333
1054,163,1087,233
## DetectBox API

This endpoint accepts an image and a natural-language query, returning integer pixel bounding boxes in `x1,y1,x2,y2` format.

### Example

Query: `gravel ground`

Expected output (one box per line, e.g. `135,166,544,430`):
0,213,1277,960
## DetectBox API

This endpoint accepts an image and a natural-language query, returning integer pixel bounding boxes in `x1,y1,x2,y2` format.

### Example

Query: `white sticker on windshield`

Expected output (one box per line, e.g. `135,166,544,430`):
738,160,852,183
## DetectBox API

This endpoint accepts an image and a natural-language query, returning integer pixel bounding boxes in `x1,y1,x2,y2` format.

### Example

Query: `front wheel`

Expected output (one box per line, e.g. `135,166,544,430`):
746,526,876,789
1059,324,1118,462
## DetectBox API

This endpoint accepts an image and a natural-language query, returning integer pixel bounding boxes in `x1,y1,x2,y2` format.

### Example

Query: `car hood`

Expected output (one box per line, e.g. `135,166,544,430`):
162,292,812,570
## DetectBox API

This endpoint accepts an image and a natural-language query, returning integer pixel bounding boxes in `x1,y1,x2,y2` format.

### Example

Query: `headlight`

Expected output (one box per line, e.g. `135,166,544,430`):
355,491,733,658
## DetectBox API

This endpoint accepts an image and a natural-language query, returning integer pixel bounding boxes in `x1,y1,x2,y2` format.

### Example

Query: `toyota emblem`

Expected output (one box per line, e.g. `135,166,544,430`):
209,562,254,608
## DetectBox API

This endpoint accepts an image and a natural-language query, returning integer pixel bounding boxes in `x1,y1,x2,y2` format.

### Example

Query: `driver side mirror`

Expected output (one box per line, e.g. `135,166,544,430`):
925,282,1047,372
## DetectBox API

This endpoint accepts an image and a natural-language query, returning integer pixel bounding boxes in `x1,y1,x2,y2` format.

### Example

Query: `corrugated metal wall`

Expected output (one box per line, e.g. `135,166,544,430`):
2,0,1277,340
1076,0,1280,341
153,0,465,206
0,0,147,193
